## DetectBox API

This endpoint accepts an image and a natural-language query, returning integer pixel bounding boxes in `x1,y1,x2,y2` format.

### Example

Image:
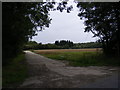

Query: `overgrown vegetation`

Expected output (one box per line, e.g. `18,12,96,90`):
2,53,28,88
34,49,119,66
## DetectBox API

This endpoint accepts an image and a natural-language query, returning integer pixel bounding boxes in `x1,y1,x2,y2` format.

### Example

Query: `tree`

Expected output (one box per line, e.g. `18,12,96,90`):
2,2,55,65
3,2,73,65
77,2,120,56
68,40,74,47
55,41,59,46
55,40,73,48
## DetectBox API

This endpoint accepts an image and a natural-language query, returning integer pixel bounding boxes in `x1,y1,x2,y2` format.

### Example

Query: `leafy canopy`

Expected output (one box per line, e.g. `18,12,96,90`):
77,2,120,56
2,2,73,65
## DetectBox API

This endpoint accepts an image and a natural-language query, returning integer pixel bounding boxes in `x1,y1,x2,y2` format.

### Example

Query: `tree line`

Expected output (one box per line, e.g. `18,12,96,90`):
23,40,102,50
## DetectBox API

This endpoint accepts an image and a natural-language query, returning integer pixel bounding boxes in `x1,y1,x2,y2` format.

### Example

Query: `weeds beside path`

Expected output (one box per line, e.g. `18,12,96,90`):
3,53,28,88
19,51,119,88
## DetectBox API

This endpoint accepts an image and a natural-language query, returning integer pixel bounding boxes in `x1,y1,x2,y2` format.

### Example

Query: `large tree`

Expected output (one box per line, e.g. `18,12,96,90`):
2,2,72,65
77,2,120,56
2,2,55,65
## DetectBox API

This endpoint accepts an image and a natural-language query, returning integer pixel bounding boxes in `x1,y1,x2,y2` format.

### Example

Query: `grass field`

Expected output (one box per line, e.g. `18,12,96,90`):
33,48,119,66
3,53,28,88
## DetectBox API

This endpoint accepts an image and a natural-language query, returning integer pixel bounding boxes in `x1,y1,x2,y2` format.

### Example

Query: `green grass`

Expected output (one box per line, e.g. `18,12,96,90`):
3,53,28,87
34,51,120,66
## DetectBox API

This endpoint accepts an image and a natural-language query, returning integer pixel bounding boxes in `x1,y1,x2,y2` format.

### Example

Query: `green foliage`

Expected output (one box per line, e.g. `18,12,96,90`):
2,2,54,65
77,2,120,56
55,40,74,48
35,51,120,66
23,40,102,50
23,41,39,50
2,2,73,65
73,42,102,49
2,53,28,88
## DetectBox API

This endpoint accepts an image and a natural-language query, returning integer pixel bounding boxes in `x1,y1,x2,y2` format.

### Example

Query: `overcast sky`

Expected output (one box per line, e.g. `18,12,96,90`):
32,1,98,44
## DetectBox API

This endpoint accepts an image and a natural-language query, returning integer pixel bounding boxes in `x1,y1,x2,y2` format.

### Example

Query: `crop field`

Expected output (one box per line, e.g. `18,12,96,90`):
34,48,102,53
33,48,119,66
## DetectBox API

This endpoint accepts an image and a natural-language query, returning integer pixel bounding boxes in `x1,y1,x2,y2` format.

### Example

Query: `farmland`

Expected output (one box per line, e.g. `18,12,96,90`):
34,48,102,53
33,48,119,66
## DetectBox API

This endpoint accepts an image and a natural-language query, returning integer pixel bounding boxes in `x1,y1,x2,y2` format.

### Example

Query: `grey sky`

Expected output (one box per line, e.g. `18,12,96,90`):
32,1,98,44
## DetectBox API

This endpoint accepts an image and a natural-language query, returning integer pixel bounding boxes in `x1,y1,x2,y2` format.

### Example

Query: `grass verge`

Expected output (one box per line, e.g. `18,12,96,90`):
34,50,120,66
3,53,28,88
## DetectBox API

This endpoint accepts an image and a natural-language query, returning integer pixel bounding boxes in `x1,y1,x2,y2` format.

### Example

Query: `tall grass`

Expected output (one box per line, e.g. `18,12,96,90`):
34,50,120,66
3,53,28,88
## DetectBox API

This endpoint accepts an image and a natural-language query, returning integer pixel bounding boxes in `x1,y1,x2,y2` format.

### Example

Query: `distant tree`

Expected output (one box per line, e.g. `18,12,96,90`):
68,40,74,48
39,43,42,45
55,41,59,46
28,41,38,45
59,40,67,46
55,40,73,48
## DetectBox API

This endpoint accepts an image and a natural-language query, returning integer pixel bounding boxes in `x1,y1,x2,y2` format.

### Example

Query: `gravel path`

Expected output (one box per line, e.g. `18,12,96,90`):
19,51,119,88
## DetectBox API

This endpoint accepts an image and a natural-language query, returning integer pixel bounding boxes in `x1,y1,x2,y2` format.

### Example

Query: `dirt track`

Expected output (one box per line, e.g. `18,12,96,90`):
19,51,119,88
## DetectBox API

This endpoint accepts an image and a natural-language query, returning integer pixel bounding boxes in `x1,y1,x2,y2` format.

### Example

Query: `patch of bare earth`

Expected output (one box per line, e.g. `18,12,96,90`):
19,51,119,88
